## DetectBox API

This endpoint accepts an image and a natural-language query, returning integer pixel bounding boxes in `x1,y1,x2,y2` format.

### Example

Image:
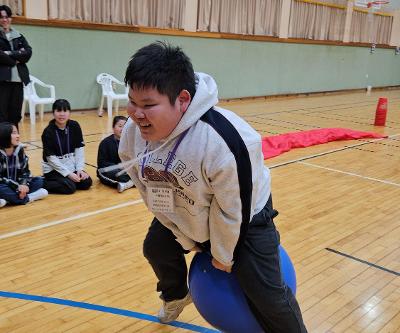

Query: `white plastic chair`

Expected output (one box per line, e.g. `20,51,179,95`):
22,75,56,124
96,73,128,117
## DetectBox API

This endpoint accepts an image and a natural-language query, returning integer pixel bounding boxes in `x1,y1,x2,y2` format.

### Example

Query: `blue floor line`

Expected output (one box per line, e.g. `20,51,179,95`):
0,291,219,333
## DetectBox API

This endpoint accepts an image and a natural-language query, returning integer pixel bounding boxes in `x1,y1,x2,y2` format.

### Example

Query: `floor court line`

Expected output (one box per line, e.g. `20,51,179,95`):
0,291,218,333
325,248,400,276
0,199,144,241
299,161,400,187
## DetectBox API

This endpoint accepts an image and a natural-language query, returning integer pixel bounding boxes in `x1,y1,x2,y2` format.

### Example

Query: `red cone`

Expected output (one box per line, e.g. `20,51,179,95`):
374,97,388,126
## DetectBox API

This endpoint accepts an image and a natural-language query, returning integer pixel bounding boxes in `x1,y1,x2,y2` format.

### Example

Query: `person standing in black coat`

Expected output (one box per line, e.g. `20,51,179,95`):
0,5,32,128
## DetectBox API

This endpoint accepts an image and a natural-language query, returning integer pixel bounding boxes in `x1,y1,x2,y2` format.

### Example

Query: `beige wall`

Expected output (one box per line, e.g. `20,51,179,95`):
390,10,400,46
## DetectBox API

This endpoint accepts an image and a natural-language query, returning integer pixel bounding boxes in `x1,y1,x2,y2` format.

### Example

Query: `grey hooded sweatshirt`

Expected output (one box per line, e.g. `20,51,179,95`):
119,72,271,266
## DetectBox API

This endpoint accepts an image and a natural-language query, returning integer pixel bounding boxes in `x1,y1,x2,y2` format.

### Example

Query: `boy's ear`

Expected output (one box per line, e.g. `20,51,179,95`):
178,90,191,113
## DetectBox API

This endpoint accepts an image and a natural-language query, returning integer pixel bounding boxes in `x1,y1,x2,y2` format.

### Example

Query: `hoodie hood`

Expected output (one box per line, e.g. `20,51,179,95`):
165,72,219,141
0,143,23,157
0,27,21,40
113,72,219,176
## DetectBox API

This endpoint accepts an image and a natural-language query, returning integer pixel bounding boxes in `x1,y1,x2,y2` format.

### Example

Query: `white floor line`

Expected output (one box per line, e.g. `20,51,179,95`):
269,133,400,169
0,199,144,241
299,161,400,187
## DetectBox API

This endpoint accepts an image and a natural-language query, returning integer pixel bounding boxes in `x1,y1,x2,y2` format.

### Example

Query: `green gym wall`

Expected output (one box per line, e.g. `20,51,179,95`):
15,24,400,110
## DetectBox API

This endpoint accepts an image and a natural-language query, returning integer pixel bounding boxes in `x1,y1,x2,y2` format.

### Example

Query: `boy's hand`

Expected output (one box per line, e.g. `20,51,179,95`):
18,185,29,199
77,170,89,180
212,258,232,273
68,173,81,182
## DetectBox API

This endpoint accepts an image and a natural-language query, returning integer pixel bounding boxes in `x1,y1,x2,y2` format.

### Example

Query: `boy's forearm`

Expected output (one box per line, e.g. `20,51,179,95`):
0,177,19,191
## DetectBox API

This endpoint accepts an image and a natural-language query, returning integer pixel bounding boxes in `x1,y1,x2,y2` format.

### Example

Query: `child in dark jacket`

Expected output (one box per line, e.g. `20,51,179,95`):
97,115,134,192
0,122,47,207
41,99,92,194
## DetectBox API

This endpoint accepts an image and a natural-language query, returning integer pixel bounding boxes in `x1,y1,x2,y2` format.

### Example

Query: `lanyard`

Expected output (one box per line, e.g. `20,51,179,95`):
6,154,17,181
55,127,70,156
141,128,190,178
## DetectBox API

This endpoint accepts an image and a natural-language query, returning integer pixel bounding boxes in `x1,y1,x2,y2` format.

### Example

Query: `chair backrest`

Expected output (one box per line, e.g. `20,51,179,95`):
24,76,39,100
96,73,117,96
24,75,56,102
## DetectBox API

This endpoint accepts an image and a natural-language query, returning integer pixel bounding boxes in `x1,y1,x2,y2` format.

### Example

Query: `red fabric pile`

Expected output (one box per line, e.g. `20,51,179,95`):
262,128,386,159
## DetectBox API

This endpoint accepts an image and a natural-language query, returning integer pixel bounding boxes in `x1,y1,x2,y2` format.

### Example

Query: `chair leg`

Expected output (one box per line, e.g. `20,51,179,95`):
115,100,119,114
29,101,36,125
98,95,104,116
39,104,44,120
21,100,26,121
107,98,113,118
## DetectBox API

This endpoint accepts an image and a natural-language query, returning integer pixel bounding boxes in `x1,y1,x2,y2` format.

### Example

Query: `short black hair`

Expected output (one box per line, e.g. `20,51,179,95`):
125,41,196,105
0,122,15,149
52,99,71,112
0,5,12,17
112,115,127,128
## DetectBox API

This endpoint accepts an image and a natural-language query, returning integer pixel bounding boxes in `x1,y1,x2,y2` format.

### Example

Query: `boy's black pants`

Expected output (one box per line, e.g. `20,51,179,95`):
143,197,307,333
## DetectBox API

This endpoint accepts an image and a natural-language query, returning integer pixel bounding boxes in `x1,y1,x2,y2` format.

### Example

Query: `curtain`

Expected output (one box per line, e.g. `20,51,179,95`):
2,0,23,16
289,1,346,41
350,11,393,44
48,0,185,28
46,0,394,45
197,0,281,36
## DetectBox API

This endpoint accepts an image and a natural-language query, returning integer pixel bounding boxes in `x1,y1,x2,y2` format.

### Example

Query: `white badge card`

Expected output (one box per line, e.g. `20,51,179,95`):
147,187,175,213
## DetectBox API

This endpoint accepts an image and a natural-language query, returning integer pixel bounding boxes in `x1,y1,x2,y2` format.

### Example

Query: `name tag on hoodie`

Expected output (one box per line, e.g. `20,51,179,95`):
147,187,175,213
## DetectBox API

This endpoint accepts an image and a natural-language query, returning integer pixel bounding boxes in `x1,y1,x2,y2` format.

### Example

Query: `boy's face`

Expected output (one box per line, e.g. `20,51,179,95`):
0,10,11,31
113,119,126,139
10,125,19,147
53,109,70,128
127,86,190,142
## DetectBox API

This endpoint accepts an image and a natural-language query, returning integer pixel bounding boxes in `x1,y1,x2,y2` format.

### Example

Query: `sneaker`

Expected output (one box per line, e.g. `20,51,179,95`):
0,199,6,208
28,188,48,203
117,180,134,193
158,293,192,323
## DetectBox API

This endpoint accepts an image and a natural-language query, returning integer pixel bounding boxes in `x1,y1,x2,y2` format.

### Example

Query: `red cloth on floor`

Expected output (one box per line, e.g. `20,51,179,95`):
262,128,387,159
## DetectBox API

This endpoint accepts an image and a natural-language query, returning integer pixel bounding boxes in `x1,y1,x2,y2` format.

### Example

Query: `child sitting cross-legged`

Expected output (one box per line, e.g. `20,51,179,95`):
97,115,134,192
41,99,92,194
0,122,48,207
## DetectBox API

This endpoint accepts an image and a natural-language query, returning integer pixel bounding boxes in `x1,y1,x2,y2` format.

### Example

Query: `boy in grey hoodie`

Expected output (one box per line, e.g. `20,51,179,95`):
118,41,307,333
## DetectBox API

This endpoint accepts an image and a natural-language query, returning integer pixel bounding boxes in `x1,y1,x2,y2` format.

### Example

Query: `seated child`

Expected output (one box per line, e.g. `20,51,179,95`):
0,122,48,207
97,115,134,192
41,99,92,194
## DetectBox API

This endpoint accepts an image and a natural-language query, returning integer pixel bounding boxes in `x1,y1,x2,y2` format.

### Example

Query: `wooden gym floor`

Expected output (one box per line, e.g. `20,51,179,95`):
0,88,399,332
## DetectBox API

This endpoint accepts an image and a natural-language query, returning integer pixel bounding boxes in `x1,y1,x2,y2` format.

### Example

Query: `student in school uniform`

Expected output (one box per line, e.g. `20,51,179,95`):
0,122,47,207
41,99,92,194
97,115,134,192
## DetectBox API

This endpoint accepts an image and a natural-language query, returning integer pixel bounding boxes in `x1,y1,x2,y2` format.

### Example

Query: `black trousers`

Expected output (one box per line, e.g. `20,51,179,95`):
97,169,130,188
143,197,307,333
44,170,92,194
0,82,23,127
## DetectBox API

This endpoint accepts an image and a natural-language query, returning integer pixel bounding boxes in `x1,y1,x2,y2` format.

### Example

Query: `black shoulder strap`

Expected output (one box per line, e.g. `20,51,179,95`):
200,108,252,260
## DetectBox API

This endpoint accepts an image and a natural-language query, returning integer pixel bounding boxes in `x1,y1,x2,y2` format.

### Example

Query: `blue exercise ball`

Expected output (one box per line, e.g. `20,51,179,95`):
188,245,296,333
